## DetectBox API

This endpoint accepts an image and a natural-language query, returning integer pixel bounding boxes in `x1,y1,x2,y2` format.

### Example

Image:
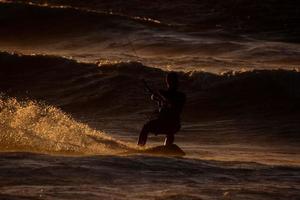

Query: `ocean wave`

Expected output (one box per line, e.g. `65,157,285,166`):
1,51,299,119
5,0,300,42
0,1,167,43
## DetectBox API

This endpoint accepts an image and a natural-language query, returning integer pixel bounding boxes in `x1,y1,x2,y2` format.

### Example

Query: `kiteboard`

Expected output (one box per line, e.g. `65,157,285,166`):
124,144,185,157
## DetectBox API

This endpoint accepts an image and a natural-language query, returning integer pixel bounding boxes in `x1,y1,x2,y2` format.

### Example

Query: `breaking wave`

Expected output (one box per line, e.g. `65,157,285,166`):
0,51,299,118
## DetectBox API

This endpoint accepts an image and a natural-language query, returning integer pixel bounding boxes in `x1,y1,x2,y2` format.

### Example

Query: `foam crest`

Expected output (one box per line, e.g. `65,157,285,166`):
0,97,132,154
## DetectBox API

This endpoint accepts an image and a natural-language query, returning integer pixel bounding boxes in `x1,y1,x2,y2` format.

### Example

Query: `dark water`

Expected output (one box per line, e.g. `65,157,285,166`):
1,0,300,72
1,152,299,200
0,0,300,199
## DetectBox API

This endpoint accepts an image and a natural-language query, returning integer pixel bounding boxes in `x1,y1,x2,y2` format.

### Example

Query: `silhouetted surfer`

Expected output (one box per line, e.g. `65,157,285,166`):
138,72,186,146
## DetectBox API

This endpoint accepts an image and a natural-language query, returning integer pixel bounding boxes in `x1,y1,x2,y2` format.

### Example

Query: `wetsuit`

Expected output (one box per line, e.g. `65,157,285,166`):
138,88,186,146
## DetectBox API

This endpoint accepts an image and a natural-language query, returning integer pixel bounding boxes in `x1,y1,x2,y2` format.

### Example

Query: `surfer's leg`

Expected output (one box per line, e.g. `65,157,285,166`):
138,126,149,146
138,120,161,146
163,122,180,146
164,134,174,146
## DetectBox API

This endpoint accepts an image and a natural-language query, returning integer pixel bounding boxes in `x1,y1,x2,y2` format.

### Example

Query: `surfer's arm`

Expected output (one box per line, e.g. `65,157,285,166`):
153,90,173,109
151,94,159,101
142,80,167,103
151,90,168,103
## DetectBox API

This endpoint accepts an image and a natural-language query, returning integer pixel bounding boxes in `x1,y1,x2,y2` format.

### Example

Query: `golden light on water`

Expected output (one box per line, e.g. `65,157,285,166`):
0,97,134,155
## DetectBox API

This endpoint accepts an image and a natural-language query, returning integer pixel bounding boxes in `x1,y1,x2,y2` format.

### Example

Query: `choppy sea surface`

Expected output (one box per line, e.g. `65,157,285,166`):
0,0,300,199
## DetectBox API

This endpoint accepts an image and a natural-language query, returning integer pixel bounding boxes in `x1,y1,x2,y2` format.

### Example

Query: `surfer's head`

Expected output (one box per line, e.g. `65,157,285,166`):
166,72,178,90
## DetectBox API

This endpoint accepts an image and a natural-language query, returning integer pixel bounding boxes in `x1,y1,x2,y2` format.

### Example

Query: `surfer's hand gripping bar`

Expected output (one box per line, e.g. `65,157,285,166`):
142,79,166,103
